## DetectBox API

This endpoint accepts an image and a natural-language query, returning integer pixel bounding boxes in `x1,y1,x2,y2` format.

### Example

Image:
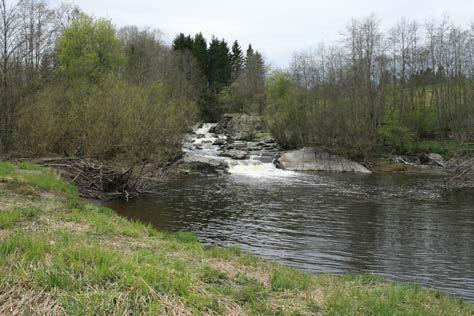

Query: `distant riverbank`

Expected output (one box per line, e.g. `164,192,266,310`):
0,161,472,315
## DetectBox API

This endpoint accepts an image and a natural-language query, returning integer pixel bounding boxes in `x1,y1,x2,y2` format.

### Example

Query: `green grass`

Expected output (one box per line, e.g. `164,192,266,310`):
0,161,472,315
414,140,474,159
0,161,15,177
271,267,312,291
0,207,41,229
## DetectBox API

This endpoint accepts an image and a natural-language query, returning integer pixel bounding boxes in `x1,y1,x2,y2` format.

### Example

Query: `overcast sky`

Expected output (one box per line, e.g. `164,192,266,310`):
47,0,473,68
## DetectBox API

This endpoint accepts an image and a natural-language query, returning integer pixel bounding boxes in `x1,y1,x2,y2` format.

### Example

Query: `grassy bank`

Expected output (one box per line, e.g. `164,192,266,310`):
0,161,472,315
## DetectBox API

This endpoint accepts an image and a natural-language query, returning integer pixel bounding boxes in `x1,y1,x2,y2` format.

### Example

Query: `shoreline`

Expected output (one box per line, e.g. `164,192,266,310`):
0,161,473,314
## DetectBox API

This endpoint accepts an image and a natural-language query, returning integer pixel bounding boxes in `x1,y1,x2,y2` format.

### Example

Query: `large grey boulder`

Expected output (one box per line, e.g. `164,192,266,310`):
277,147,372,173
180,156,229,174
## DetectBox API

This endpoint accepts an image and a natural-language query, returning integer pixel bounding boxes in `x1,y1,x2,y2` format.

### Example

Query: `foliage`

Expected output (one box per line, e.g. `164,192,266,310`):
15,76,196,164
265,15,473,157
118,26,165,85
380,125,415,154
172,33,265,121
219,46,266,115
58,16,126,82
230,40,244,80
264,72,313,149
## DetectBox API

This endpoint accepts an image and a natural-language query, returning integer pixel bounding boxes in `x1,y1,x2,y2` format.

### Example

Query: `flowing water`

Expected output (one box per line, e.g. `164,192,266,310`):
109,124,474,302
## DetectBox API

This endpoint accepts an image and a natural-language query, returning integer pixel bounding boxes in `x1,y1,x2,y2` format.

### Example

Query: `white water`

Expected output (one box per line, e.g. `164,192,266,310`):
183,123,295,178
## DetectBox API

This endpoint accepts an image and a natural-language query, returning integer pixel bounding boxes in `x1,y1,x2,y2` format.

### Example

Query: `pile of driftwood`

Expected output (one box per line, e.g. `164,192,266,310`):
36,158,157,200
445,157,474,191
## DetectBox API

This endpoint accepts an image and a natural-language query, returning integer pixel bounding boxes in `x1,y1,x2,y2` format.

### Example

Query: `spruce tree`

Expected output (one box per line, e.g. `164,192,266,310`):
172,33,186,50
246,44,254,58
208,37,231,93
192,33,209,81
172,33,193,51
230,40,244,81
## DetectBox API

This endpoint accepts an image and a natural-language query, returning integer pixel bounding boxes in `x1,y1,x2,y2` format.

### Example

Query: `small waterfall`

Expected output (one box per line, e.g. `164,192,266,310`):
183,123,295,178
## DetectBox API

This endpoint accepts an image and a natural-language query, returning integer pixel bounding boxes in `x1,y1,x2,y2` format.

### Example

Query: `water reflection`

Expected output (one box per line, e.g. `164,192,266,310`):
108,172,474,302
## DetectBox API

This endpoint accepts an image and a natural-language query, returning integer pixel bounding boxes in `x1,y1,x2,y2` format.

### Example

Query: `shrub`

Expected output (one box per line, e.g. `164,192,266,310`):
15,77,196,165
379,125,415,154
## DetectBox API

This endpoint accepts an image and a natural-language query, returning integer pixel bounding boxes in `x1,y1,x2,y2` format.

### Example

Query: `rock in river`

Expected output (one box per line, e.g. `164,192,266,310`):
179,156,228,174
220,150,249,160
213,138,226,146
276,147,372,173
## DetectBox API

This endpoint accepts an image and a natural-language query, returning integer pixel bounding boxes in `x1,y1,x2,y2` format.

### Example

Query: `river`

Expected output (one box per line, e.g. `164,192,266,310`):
108,124,474,302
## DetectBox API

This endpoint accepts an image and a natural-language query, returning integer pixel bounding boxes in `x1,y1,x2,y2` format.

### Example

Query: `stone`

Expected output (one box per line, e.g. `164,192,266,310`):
220,150,249,160
277,147,372,173
212,114,263,140
259,136,276,144
180,156,228,174
213,138,226,146
425,153,446,167
255,153,276,163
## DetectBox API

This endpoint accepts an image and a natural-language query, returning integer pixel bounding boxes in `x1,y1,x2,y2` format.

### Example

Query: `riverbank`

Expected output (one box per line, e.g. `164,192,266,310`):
0,161,472,315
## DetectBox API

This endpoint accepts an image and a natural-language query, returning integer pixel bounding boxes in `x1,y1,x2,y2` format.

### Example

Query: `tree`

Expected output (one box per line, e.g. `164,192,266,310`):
0,0,20,150
230,40,244,81
192,32,208,81
246,44,254,60
208,37,230,92
58,16,125,82
118,26,164,84
172,33,193,51
219,45,266,115
264,72,313,148
242,46,266,114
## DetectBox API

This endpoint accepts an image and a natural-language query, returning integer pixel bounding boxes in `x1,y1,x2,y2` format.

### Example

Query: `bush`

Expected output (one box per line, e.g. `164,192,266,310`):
15,76,197,164
379,125,415,154
264,72,313,149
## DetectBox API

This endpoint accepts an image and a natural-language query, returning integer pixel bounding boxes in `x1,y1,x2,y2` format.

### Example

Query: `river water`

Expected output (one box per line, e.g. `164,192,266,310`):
108,124,474,302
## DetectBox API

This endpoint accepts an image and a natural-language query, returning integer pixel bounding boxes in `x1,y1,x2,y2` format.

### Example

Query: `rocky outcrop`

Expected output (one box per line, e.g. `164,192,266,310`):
211,114,263,140
276,147,372,173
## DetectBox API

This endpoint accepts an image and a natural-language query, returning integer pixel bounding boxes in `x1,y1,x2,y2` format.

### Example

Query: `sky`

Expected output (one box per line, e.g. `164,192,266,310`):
47,0,473,68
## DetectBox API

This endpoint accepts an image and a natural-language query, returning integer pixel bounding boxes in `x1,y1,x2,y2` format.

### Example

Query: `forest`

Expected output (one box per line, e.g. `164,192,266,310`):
0,0,473,165
0,0,267,166
266,15,473,158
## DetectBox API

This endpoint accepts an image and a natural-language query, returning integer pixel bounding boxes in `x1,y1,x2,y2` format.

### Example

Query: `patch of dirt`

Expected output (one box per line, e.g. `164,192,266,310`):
156,294,192,316
0,285,64,316
0,201,11,211
54,221,92,233
0,230,8,239
209,259,271,288
308,288,325,307
40,192,56,199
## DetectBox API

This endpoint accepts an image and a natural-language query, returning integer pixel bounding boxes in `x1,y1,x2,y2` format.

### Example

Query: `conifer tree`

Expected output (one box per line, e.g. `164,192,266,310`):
192,33,208,80
230,40,244,81
246,44,254,60
172,33,193,50
208,37,231,92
